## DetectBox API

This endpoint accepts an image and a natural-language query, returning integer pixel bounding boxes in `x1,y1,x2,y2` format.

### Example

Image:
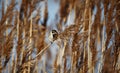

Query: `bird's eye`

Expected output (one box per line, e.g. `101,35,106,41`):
52,30,58,34
52,30,57,33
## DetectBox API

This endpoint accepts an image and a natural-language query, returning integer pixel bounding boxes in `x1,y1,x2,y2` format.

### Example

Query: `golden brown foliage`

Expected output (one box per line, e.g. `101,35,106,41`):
0,0,120,73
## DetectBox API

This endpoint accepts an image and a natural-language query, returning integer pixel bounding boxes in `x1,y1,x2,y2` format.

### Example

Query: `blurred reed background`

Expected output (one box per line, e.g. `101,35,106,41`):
0,0,120,73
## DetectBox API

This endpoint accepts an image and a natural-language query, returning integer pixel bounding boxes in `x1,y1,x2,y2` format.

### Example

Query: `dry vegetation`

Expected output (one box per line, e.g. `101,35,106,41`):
0,0,120,73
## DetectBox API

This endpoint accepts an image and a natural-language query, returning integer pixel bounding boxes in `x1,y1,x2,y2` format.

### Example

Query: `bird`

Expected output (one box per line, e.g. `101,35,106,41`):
48,30,58,43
